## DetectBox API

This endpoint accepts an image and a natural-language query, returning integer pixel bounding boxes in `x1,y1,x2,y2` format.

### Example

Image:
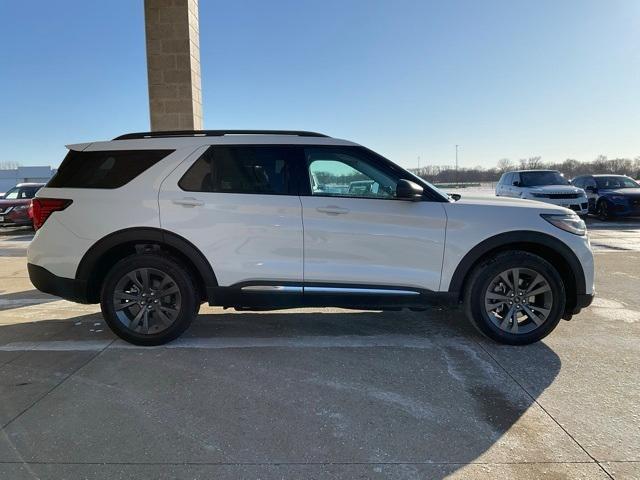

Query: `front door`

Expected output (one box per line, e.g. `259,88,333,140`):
300,146,447,292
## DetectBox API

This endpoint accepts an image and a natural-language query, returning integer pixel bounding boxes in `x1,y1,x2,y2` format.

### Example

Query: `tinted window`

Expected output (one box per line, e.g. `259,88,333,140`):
572,178,584,188
595,176,639,189
48,149,173,189
519,171,569,187
305,147,398,199
20,186,41,199
179,146,297,195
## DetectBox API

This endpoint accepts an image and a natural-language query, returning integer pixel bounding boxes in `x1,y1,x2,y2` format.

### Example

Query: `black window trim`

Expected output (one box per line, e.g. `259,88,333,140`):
176,143,448,202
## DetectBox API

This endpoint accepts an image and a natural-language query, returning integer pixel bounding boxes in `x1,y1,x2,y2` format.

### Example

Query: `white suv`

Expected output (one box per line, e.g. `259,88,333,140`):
28,130,594,346
496,170,589,215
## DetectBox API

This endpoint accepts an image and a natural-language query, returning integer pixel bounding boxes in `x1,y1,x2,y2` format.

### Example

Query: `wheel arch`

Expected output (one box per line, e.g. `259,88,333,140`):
448,231,586,316
75,227,218,304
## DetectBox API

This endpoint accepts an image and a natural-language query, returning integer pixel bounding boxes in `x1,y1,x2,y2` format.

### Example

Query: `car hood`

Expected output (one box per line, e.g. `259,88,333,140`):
453,195,569,212
525,185,584,194
600,188,640,196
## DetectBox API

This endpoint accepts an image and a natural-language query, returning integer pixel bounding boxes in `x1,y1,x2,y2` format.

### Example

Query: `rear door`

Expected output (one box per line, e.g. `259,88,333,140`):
299,146,447,292
159,145,304,287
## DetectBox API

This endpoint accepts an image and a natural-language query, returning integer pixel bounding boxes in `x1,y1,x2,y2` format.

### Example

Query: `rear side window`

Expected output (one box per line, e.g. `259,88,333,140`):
47,149,174,189
179,146,297,195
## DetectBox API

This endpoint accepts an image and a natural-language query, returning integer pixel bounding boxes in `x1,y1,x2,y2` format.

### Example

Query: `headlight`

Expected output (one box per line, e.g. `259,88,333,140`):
609,195,627,202
541,213,586,236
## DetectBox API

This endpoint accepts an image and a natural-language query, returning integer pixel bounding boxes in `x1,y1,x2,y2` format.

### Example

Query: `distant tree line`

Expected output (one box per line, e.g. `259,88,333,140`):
408,155,640,184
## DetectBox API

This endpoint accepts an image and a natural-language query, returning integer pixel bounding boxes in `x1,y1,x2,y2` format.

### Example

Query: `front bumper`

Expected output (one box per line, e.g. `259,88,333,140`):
564,292,595,319
528,197,589,215
0,210,31,226
608,202,640,217
28,263,90,304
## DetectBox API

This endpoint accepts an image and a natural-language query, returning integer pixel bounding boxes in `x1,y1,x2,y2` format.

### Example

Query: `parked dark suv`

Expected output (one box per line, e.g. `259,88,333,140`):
0,183,45,227
571,175,640,220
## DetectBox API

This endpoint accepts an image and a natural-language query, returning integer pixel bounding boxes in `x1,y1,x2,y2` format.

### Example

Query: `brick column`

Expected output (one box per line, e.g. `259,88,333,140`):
144,0,203,131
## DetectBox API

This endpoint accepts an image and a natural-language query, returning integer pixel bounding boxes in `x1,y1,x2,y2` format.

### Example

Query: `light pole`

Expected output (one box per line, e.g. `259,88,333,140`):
455,145,460,186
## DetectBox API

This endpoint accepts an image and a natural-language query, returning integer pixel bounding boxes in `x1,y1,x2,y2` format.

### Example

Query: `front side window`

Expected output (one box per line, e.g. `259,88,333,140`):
20,187,41,199
584,178,597,189
179,146,296,195
305,147,397,199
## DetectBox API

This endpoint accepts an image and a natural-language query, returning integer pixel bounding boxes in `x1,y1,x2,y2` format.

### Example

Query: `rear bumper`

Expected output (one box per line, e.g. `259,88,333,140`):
27,263,90,304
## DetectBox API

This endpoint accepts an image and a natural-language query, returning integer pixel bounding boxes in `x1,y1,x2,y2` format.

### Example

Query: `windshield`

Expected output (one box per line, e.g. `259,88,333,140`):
595,176,639,189
2,187,19,199
519,171,569,187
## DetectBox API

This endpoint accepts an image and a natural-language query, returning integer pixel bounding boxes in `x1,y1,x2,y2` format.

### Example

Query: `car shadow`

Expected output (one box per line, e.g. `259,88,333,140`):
0,306,562,474
0,289,60,311
0,226,33,237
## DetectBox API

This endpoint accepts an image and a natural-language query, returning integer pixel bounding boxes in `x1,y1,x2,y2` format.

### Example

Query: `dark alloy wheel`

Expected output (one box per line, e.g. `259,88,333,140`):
101,254,198,345
597,200,610,221
465,251,566,345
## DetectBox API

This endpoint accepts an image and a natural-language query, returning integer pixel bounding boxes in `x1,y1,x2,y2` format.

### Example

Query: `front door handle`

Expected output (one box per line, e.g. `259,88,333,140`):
172,197,204,207
316,206,350,215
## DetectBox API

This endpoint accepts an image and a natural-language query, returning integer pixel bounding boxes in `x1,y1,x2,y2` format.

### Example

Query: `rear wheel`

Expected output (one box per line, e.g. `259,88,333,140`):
464,251,566,345
101,254,199,346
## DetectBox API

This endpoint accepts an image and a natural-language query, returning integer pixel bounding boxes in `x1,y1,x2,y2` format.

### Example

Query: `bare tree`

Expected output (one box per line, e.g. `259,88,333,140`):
497,158,514,174
518,156,543,170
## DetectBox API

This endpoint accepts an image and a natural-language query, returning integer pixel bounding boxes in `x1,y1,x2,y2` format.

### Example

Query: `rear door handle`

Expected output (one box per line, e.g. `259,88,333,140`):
316,206,349,215
172,197,204,207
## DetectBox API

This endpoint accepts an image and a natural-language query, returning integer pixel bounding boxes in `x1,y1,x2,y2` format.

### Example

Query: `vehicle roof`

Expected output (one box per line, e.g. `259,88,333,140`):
68,132,359,152
14,183,46,187
506,169,561,174
591,174,631,178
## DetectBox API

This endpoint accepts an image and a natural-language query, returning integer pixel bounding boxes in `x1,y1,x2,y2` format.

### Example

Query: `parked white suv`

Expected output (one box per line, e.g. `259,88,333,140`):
496,170,589,215
28,130,594,346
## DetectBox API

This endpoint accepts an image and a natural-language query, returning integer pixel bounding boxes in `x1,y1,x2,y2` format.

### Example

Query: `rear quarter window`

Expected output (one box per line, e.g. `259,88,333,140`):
47,149,174,189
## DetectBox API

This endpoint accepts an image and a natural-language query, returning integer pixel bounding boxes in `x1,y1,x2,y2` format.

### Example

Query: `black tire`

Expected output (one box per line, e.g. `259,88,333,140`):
100,254,199,346
597,200,610,221
464,251,566,345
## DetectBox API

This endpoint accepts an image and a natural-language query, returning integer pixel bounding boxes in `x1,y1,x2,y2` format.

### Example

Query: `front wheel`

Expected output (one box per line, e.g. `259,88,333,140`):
597,200,610,221
100,254,199,346
464,251,566,345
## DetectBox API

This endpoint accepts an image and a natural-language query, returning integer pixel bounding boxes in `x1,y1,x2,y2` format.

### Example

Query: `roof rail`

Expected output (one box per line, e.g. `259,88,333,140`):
113,130,329,140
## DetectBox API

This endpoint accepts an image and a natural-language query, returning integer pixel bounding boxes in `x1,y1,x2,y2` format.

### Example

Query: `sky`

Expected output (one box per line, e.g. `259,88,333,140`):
0,0,638,169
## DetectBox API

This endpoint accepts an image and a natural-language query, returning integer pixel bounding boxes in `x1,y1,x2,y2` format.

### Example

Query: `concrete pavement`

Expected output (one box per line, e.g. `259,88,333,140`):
0,225,638,479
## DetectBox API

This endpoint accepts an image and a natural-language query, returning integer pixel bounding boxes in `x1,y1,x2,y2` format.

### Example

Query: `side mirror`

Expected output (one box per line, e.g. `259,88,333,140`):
396,179,423,201
512,181,521,187
448,193,461,201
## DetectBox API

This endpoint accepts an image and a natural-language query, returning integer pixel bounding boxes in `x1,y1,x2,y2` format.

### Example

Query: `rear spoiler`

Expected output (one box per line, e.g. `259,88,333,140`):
65,143,92,152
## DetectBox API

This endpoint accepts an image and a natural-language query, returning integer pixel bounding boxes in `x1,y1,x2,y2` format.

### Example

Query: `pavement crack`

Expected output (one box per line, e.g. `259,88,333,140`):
0,339,116,431
472,339,615,480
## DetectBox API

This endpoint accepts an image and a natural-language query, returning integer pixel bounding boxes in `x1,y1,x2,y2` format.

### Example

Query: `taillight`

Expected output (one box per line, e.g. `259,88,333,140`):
31,198,72,230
